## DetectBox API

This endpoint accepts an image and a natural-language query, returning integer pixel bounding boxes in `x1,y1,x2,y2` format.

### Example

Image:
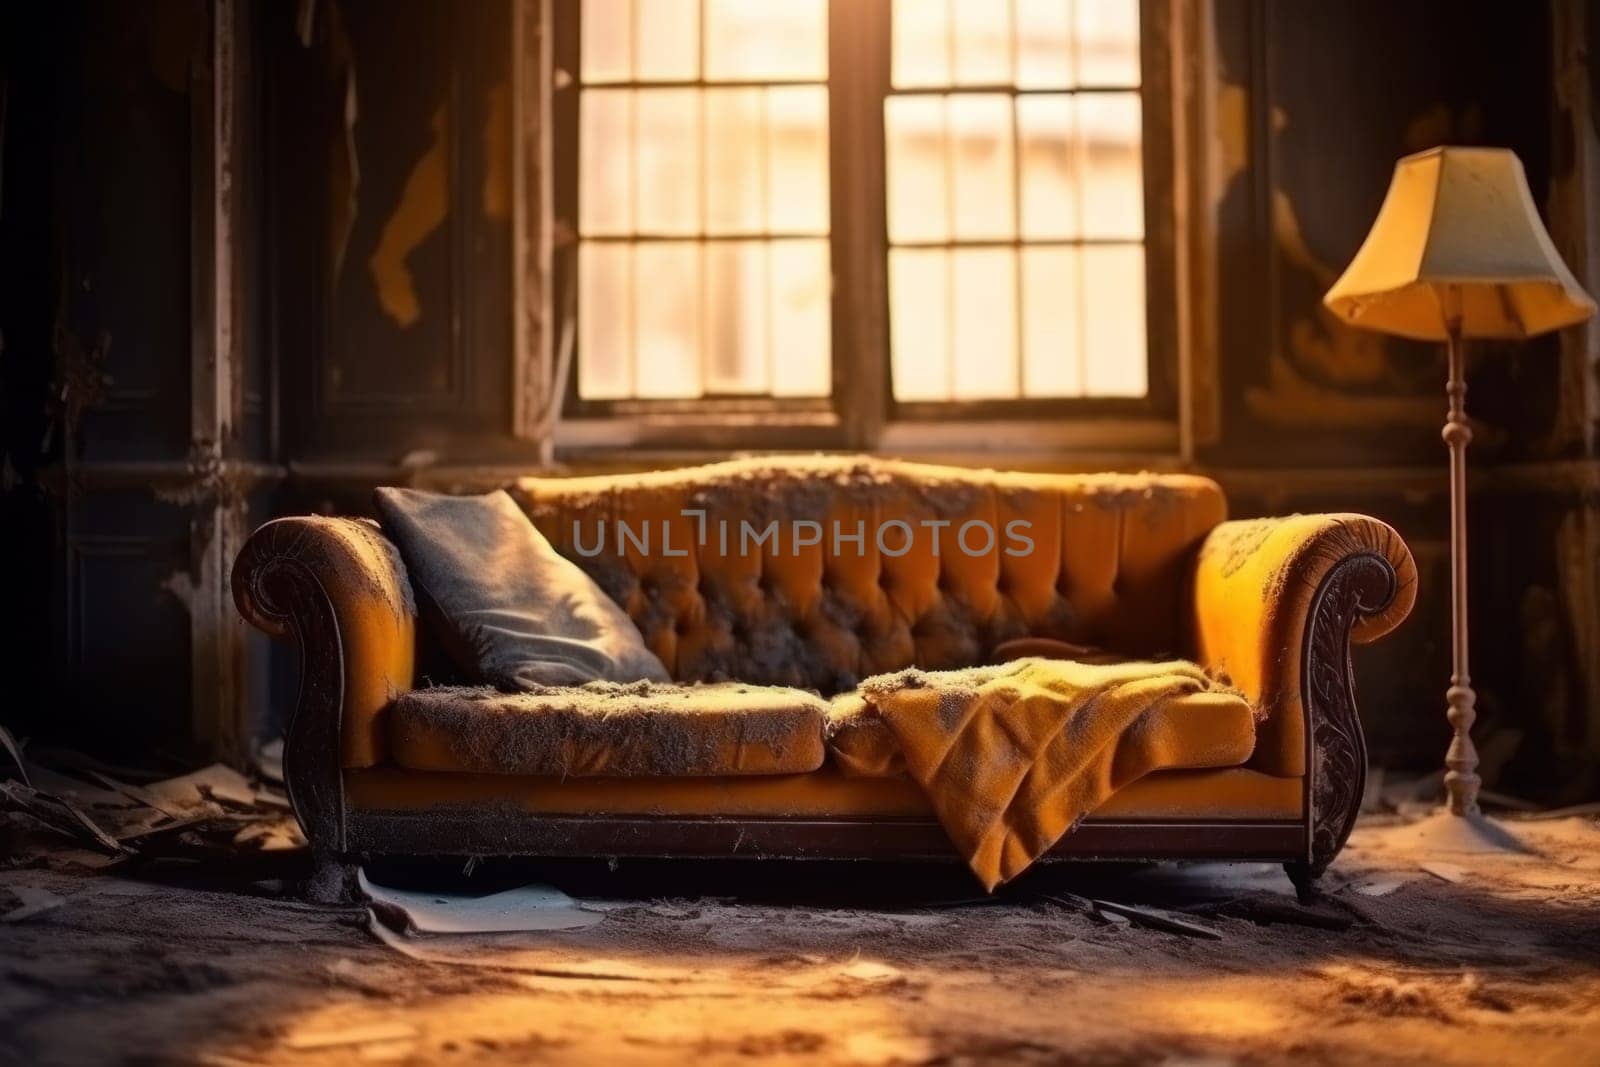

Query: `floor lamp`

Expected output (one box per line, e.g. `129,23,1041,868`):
1324,146,1595,850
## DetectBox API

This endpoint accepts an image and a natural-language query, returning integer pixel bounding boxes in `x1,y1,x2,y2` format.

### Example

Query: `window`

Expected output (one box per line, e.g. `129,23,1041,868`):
566,0,833,403
553,0,1169,435
885,0,1146,402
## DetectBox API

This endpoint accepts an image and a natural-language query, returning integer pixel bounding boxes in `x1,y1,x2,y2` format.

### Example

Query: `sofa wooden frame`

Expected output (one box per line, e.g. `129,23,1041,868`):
236,524,1399,903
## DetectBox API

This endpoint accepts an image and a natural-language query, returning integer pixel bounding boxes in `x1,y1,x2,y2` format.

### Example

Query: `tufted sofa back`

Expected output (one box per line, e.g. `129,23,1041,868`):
511,457,1226,694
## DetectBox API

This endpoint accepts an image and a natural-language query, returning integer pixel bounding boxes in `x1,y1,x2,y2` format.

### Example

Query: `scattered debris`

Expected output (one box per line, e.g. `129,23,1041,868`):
0,780,125,855
366,909,663,981
1041,890,1135,929
1091,899,1222,940
141,764,259,810
233,820,304,851
2,884,68,923
87,771,189,820
1420,862,1467,884
0,724,30,786
358,869,603,934
2,750,304,878
253,784,292,811
1352,878,1407,897
8,814,1600,1063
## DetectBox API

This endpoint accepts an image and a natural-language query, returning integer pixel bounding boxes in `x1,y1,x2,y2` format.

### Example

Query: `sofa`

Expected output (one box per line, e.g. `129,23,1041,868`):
232,457,1416,901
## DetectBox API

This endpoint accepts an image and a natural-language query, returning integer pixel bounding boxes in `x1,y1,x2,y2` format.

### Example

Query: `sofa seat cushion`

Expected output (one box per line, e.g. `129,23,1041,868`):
826,659,1259,779
389,683,828,777
345,766,1302,821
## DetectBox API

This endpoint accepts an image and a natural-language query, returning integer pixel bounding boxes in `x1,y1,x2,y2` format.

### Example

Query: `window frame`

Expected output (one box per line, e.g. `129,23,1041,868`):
547,0,1180,454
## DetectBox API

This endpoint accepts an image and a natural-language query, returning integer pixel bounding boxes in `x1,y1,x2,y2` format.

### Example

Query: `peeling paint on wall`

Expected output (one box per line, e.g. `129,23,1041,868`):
323,0,360,284
1244,190,1439,429
368,103,448,328
1213,84,1249,189
1212,84,1283,191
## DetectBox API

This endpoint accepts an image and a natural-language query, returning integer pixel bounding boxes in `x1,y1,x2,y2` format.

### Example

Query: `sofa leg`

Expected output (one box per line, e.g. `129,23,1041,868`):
1284,861,1324,903
305,851,355,904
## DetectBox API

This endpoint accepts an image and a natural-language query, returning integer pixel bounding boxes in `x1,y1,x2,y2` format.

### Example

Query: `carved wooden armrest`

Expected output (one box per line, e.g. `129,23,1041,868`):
1189,515,1417,882
232,516,416,898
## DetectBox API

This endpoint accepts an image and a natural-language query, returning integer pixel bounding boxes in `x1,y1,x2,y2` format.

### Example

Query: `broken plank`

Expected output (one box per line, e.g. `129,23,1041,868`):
0,781,126,854
1091,899,1223,940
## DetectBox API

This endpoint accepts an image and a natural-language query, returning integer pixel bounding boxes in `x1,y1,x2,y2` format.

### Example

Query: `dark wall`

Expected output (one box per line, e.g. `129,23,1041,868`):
0,6,64,752
0,0,519,757
2,0,207,755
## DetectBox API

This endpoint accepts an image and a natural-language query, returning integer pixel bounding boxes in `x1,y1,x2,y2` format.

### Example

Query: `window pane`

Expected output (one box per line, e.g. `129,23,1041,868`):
634,242,703,397
580,0,632,84
578,242,633,399
579,90,633,235
705,89,765,235
952,0,1012,85
704,241,769,394
882,0,1147,404
948,94,1013,240
891,0,951,88
1077,91,1142,239
952,248,1018,398
1016,94,1078,239
634,89,701,234
1021,246,1083,397
890,248,949,400
1077,0,1140,86
1081,244,1145,395
770,239,832,396
885,96,949,244
635,0,699,81
1015,0,1075,89
766,87,830,234
705,0,826,81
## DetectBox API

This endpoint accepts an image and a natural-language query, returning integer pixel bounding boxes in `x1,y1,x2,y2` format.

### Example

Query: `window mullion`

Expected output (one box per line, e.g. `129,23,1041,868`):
828,0,892,447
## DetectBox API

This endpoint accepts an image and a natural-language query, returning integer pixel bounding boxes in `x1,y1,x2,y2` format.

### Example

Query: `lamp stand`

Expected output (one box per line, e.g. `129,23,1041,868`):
1441,325,1480,816
1397,323,1533,855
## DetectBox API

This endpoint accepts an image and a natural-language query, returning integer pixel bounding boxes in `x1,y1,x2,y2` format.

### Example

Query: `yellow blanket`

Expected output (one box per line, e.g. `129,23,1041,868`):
855,657,1251,890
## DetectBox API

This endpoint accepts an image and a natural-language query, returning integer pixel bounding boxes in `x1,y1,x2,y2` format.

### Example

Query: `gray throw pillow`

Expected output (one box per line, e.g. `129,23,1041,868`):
374,488,670,689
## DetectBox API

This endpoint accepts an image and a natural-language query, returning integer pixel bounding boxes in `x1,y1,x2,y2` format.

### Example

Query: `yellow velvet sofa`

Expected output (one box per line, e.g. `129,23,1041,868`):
232,457,1416,901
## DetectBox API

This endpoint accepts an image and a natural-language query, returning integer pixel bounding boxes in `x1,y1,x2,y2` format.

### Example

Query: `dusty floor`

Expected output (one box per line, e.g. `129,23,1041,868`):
2,815,1599,1066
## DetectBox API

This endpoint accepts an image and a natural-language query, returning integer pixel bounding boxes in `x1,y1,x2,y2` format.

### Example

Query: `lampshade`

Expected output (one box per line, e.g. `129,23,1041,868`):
1323,146,1595,341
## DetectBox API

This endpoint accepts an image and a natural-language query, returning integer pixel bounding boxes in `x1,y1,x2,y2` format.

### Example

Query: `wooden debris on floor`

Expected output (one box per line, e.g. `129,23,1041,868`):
1090,898,1224,940
0,736,304,880
0,780,127,854
0,724,29,786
